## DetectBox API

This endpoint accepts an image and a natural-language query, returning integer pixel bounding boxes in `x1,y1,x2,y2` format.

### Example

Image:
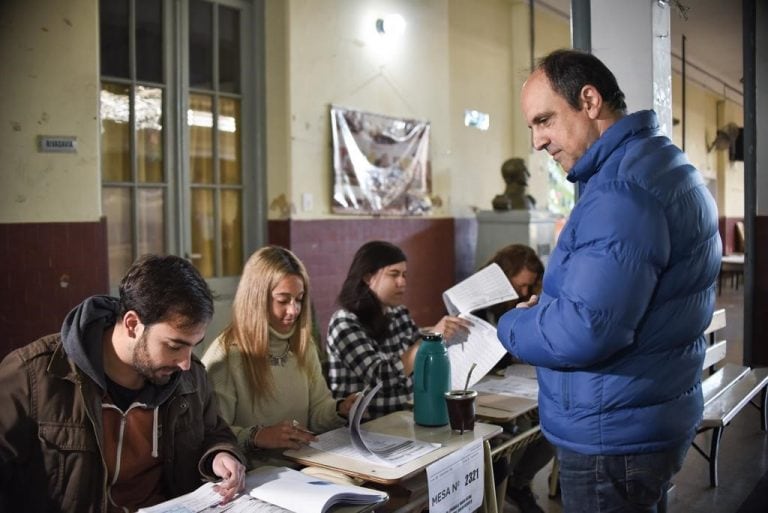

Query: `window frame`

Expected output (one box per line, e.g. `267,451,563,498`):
100,0,266,297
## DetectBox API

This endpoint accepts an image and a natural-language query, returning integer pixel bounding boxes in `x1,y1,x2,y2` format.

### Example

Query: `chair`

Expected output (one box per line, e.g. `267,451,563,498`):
735,221,745,253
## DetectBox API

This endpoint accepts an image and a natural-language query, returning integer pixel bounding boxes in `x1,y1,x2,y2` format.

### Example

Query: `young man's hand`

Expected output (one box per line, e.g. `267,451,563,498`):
211,451,245,503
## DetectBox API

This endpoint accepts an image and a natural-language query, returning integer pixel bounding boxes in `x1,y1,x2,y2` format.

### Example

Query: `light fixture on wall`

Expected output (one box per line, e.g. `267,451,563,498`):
375,14,406,37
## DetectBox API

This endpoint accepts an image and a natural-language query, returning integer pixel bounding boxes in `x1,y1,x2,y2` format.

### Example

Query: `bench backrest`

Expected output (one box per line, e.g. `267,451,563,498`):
703,308,727,371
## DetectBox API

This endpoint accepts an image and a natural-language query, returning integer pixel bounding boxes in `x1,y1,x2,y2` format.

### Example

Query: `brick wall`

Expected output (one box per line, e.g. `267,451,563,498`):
0,220,109,359
268,218,471,342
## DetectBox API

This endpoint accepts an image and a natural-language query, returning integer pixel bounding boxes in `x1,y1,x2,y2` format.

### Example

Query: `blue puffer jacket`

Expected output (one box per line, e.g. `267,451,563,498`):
497,110,721,455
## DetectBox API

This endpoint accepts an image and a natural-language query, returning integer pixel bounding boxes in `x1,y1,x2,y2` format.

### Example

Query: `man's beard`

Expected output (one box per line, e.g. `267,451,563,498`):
132,332,178,385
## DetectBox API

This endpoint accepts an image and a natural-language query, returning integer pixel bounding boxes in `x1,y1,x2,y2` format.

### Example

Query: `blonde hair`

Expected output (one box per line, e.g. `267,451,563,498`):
220,246,313,401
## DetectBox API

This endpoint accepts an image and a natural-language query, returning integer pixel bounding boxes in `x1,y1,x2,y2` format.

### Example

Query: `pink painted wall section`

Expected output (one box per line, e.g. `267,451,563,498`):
0,220,109,359
269,218,461,345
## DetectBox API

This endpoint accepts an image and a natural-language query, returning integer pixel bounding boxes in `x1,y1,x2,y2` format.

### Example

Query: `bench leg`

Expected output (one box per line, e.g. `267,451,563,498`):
709,427,724,487
761,388,768,432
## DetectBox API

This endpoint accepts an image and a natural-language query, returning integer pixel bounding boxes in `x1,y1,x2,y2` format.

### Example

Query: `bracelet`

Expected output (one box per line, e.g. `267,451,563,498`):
247,425,264,452
335,398,345,416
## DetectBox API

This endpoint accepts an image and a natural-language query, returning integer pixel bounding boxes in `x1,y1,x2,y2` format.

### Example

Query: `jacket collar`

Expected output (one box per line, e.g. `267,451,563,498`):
567,110,660,184
48,339,199,402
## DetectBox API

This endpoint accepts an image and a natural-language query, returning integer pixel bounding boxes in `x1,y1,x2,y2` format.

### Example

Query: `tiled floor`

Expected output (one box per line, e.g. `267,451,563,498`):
510,284,768,513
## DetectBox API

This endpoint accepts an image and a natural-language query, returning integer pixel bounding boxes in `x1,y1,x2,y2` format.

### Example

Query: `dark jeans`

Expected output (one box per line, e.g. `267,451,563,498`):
556,440,691,513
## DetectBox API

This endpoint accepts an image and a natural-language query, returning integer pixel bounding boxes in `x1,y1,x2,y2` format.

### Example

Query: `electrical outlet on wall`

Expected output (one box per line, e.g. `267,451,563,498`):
301,192,314,212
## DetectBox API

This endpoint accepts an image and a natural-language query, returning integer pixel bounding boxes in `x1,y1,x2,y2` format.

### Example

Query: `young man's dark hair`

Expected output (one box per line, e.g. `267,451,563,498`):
119,254,214,327
537,48,628,114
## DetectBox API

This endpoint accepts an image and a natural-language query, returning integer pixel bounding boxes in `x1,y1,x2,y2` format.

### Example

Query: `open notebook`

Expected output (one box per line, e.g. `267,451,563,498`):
137,465,388,513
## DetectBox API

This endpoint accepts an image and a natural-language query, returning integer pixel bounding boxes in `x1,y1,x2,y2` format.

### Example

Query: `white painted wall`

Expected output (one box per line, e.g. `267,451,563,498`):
0,0,100,223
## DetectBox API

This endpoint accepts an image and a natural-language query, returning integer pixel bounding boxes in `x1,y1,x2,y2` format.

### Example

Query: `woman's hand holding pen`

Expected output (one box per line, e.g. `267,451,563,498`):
252,419,317,450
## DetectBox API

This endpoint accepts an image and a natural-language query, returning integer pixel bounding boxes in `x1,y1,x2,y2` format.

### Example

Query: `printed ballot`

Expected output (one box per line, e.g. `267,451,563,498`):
137,465,388,513
442,263,518,390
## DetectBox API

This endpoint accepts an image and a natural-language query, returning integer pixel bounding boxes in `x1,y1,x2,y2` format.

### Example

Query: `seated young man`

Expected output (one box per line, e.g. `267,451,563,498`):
0,255,245,513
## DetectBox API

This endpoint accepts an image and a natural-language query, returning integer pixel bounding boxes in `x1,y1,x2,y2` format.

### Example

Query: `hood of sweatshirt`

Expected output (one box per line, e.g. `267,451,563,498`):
61,295,181,406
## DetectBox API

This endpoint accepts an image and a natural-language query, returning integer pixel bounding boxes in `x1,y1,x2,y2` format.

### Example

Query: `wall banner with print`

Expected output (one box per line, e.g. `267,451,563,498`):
331,106,431,215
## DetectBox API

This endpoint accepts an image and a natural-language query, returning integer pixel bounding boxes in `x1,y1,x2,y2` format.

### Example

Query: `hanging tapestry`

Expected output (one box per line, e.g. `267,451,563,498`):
331,106,431,215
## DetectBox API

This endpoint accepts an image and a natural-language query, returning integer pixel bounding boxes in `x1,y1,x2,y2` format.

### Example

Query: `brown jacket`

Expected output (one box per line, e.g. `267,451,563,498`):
0,334,244,512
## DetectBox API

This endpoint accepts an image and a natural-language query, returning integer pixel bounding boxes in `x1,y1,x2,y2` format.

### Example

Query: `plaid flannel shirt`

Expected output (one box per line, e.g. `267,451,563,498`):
325,305,420,419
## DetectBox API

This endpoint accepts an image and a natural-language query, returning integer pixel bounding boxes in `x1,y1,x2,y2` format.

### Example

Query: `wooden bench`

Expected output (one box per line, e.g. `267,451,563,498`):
690,308,768,487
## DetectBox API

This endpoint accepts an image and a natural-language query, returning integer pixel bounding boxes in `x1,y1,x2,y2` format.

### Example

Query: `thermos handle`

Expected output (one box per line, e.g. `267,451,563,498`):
416,353,431,393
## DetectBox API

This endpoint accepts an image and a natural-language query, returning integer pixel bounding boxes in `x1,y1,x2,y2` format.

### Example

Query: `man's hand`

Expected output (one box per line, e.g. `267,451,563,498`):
211,451,245,503
515,294,539,309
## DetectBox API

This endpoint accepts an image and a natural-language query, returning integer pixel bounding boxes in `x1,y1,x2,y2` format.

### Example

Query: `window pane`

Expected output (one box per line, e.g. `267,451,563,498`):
189,0,213,89
221,189,242,276
191,188,215,278
137,188,166,255
189,94,214,184
100,0,129,78
219,98,241,184
103,187,133,286
136,86,164,183
136,0,163,83
100,82,131,182
219,6,240,93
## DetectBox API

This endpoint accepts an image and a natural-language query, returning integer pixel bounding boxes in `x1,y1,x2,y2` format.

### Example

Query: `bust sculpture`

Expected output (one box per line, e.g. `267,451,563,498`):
492,158,536,211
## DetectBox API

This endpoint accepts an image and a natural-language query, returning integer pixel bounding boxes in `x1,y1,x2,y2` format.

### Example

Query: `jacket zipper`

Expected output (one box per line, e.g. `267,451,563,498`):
562,372,571,410
78,378,110,511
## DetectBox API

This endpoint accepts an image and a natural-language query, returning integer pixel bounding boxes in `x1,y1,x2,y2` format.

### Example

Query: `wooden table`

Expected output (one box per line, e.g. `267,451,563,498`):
284,410,502,486
473,364,539,423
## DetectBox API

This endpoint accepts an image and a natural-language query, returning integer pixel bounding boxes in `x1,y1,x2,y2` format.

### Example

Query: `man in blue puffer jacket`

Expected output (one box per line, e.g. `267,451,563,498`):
497,49,721,512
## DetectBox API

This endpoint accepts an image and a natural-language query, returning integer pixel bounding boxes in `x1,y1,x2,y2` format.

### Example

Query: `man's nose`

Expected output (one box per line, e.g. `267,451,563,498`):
532,130,548,152
177,348,193,371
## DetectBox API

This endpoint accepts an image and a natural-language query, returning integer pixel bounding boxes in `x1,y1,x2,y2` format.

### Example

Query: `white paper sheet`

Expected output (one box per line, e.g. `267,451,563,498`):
425,439,484,513
473,374,539,401
447,313,507,390
442,263,517,317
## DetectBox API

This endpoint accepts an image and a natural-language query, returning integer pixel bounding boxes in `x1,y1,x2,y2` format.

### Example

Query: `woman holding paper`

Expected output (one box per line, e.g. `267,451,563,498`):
481,244,553,513
202,246,359,468
325,240,470,419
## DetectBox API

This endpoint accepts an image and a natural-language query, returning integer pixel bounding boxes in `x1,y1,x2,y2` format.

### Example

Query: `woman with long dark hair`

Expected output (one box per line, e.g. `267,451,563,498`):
325,240,469,419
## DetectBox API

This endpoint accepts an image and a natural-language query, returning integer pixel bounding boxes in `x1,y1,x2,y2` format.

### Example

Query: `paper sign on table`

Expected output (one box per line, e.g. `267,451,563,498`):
425,439,484,513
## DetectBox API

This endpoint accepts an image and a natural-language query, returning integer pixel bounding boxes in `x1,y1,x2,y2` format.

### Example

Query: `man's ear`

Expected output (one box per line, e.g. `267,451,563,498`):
580,84,603,119
122,310,144,339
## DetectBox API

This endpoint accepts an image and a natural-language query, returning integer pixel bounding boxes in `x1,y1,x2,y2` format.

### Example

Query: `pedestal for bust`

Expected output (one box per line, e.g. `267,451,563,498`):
475,209,558,268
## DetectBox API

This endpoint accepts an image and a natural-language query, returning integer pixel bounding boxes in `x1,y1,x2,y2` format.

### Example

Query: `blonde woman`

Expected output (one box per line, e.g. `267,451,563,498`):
202,246,357,468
